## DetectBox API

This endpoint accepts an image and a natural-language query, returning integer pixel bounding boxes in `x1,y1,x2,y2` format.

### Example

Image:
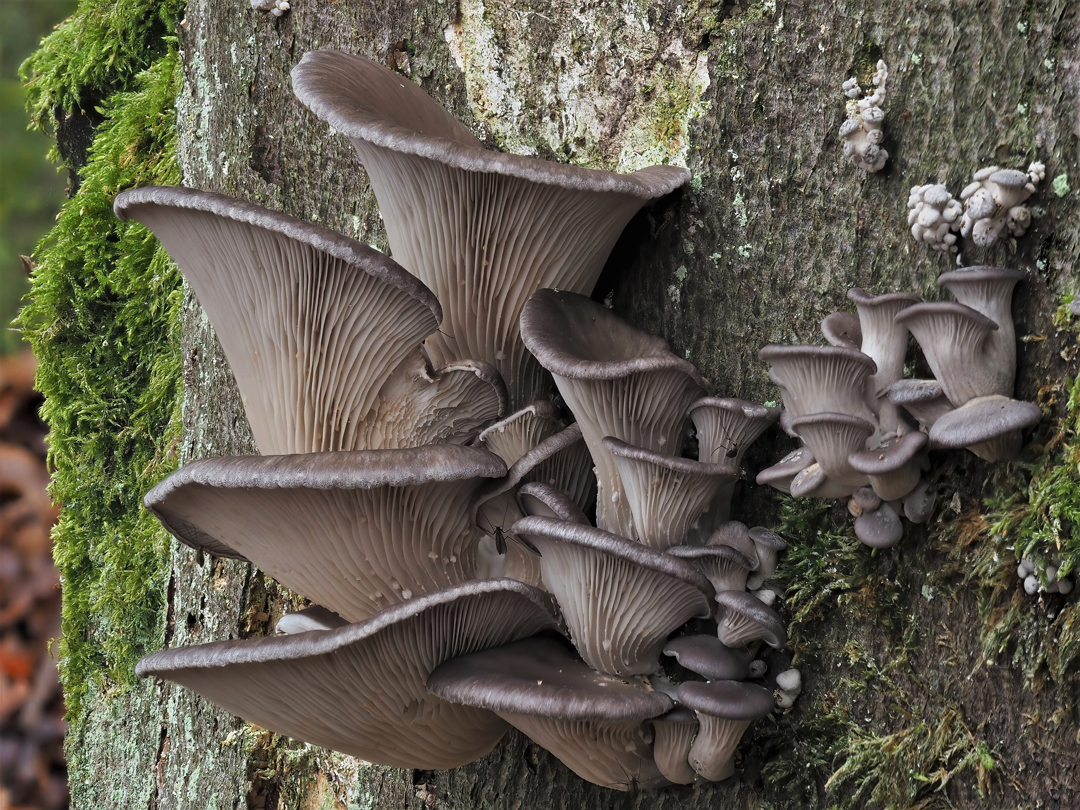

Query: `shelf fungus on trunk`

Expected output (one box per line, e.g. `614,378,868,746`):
136,580,558,770
291,50,689,407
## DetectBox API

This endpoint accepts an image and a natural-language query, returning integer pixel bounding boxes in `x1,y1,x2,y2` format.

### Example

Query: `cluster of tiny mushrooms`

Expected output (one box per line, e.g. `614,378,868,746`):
113,48,1048,792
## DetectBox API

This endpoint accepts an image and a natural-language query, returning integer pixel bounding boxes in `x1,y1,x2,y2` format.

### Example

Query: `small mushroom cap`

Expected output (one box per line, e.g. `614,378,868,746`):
428,637,671,721
706,521,760,568
853,502,903,549
517,482,589,524
928,395,1041,451
715,590,787,649
275,605,348,635
789,462,855,499
820,311,862,350
988,169,1030,189
849,431,928,475
687,396,780,469
678,680,775,721
663,634,750,680
477,401,563,466
747,526,787,552
774,668,802,695
429,636,673,791
790,412,874,488
901,478,935,524
667,543,756,593
756,447,815,493
137,579,558,770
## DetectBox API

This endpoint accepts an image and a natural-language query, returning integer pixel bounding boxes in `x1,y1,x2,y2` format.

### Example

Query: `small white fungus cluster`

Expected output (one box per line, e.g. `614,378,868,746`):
907,184,963,254
839,60,889,173
774,668,802,710
251,0,291,16
1017,557,1074,596
958,162,1045,247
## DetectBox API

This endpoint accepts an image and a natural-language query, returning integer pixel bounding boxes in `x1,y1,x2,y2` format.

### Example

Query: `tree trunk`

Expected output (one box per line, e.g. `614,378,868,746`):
70,0,1080,807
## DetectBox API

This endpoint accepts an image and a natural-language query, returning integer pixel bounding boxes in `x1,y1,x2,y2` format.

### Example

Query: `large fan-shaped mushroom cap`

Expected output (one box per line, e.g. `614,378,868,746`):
512,516,713,676
136,579,559,769
114,186,441,455
145,445,506,621
521,289,706,536
291,51,689,407
428,637,672,790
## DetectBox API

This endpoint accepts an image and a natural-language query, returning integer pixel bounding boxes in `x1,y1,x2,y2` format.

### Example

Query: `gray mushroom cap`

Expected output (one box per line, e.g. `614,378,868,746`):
849,431,928,501
663,634,751,680
759,344,878,423
746,526,787,590
678,680,775,782
292,51,688,406
756,446,815,494
114,186,441,455
894,301,1006,406
714,590,787,649
650,707,700,785
889,379,954,433
512,515,713,676
145,445,506,621
136,579,558,770
820,311,862,350
853,501,903,548
928,395,1041,462
667,544,757,593
522,289,706,537
789,462,856,499
603,436,737,551
428,636,672,791
517,482,589,524
938,266,1024,380
687,397,780,471
790,412,875,488
988,169,1030,188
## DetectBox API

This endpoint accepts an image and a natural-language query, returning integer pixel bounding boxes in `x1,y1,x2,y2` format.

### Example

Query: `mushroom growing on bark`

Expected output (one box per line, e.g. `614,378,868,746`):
291,51,689,407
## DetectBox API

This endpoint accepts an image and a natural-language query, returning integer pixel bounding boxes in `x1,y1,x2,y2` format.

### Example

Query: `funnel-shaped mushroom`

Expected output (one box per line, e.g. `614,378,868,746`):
678,680,775,781
428,637,672,791
759,345,877,423
756,447,815,494
667,544,756,593
522,289,706,536
937,266,1024,382
714,590,786,649
603,437,737,551
846,289,921,398
136,579,558,769
650,707,699,784
114,186,441,455
894,302,1005,405
746,527,787,591
145,445,505,621
513,516,713,676
291,51,689,406
789,413,874,488
820,311,862,350
477,402,564,466
687,397,780,472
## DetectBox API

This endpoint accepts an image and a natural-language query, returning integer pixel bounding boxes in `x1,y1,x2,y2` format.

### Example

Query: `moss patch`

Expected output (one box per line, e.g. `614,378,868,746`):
18,0,184,721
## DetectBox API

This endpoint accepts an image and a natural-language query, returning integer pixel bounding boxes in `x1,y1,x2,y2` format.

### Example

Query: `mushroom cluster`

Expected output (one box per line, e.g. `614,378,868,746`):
124,51,789,791
1017,558,1074,597
908,162,1046,258
757,266,1040,548
839,60,889,174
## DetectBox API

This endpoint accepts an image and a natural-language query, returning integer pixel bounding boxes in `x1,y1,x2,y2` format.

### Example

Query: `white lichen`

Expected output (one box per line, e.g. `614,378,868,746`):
839,60,889,173
907,183,963,253
251,0,291,16
958,161,1045,248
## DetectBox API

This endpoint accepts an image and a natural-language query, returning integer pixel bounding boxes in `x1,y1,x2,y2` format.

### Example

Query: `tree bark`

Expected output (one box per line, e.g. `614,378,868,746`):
72,0,1080,807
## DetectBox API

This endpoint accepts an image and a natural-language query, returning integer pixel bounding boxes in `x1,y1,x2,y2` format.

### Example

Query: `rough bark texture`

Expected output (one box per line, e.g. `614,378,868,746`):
71,0,1080,808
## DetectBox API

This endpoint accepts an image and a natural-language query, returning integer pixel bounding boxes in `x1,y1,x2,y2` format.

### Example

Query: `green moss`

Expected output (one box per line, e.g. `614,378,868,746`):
938,314,1080,688
20,0,183,130
18,6,184,720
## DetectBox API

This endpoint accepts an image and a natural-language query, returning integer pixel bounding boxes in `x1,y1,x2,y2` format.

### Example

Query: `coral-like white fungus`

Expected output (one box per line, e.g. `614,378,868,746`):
907,184,963,254
251,0,291,16
839,60,889,173
958,162,1045,248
